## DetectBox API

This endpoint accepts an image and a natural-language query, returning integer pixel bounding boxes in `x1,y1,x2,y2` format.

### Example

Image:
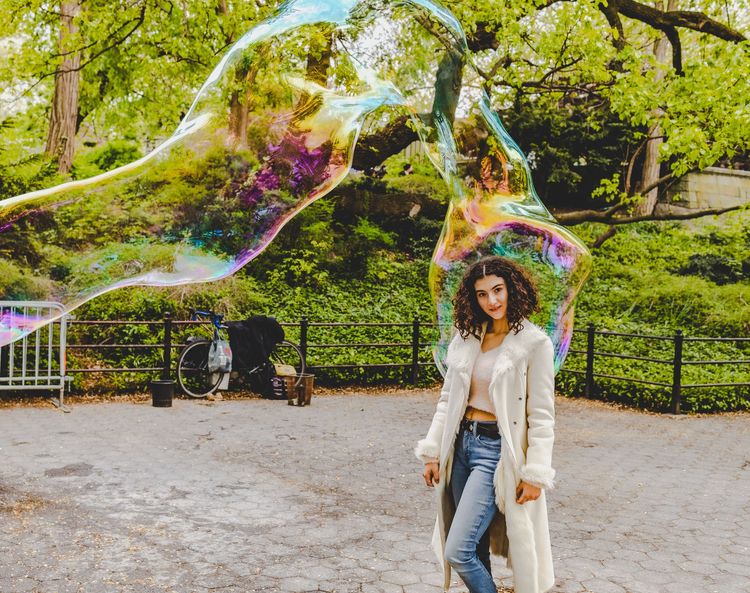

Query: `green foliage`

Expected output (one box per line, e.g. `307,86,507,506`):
240,191,413,284
72,140,143,179
38,211,750,411
0,259,52,300
676,254,745,285
265,248,332,289
502,97,639,208
65,255,440,392
379,154,452,203
0,114,62,200
572,214,750,336
0,0,273,150
1,0,749,410
558,213,750,412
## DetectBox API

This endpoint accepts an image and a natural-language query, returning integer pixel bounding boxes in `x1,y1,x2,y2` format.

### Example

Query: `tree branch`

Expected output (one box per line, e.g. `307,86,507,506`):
624,130,667,195
468,0,745,58
598,0,627,51
48,4,147,59
617,0,746,42
592,225,617,247
32,5,147,84
354,46,465,169
662,26,683,75
624,135,648,195
475,53,513,89
638,172,673,196
553,203,744,225
352,115,420,170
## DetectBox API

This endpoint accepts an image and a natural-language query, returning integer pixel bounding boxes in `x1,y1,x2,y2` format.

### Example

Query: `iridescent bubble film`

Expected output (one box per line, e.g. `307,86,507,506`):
0,0,591,371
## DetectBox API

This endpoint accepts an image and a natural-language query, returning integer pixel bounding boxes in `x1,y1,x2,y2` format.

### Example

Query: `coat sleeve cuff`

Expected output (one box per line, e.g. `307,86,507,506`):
414,439,440,464
519,463,556,490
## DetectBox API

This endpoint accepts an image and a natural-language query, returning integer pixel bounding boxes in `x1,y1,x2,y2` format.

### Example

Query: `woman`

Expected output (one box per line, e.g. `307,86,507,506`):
415,256,557,593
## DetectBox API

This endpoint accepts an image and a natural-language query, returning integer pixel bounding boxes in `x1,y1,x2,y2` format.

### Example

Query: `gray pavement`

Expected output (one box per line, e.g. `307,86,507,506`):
1,392,748,593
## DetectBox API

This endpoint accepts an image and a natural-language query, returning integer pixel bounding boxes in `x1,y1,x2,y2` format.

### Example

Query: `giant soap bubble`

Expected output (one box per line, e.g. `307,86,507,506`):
0,0,591,372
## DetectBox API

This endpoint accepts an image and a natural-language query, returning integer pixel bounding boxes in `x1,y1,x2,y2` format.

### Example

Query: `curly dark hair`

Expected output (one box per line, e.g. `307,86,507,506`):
453,256,540,340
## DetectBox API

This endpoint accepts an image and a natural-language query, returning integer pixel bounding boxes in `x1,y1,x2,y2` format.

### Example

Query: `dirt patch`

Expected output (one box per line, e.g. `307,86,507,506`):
0,484,49,516
44,463,94,478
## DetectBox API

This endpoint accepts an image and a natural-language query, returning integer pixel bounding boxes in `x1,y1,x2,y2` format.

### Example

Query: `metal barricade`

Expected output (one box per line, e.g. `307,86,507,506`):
0,301,69,410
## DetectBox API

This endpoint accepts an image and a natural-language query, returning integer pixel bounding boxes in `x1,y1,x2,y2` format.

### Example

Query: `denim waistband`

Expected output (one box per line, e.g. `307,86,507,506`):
460,418,500,438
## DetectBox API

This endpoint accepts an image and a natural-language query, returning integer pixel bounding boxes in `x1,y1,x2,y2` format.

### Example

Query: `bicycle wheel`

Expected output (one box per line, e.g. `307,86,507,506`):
177,339,224,398
269,340,306,386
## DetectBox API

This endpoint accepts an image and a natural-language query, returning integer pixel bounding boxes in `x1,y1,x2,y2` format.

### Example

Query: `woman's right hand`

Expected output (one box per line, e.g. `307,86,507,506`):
423,462,440,487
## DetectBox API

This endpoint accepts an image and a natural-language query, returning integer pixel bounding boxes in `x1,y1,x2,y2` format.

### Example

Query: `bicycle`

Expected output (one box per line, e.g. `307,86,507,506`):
176,310,305,398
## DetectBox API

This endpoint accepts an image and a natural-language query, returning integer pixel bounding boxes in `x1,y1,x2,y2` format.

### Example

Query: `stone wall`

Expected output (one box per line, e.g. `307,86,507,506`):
659,167,750,215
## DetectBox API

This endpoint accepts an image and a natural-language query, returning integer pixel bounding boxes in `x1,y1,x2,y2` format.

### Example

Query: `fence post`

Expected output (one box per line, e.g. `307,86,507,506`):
300,316,308,367
411,317,420,385
584,322,595,398
161,312,172,381
671,329,683,414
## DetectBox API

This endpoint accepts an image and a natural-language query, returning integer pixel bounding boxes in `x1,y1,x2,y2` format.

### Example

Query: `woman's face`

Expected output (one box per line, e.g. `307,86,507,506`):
473,274,509,322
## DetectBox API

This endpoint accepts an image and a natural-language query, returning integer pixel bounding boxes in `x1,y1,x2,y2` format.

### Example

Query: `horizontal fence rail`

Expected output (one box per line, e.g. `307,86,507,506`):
560,323,750,414
15,315,746,414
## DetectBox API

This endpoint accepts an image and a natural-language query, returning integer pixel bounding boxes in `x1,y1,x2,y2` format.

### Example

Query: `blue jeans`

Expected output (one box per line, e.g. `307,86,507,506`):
445,424,502,593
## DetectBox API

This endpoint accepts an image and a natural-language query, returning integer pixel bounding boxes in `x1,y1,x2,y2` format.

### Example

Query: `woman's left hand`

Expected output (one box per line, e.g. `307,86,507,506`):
515,480,541,504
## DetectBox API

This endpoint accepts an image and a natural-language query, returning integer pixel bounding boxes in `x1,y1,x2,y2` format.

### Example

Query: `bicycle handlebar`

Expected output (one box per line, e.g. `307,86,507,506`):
190,309,226,329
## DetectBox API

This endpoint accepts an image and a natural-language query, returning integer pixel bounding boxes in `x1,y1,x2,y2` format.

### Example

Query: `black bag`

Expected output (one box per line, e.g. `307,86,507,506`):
226,316,285,398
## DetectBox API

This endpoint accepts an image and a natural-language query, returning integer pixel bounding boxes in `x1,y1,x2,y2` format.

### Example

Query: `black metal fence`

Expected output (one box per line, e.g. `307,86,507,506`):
559,323,750,414
64,315,443,386
63,316,750,413
295,318,440,384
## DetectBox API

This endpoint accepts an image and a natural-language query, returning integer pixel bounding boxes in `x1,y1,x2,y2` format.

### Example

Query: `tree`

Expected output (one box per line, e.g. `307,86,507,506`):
0,0,270,176
351,0,750,235
2,0,748,233
633,0,678,219
44,0,82,174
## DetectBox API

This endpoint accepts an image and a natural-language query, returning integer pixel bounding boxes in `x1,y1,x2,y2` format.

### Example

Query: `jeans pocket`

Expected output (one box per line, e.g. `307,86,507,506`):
477,433,501,447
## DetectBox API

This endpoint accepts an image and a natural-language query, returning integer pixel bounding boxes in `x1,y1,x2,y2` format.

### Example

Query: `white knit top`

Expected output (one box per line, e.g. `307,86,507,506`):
466,345,501,415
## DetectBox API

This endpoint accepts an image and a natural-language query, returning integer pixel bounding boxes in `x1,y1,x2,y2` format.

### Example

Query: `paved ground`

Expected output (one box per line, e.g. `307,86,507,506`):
1,392,749,593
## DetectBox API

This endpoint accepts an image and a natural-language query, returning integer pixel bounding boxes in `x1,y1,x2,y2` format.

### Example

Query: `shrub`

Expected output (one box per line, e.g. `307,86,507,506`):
675,253,743,285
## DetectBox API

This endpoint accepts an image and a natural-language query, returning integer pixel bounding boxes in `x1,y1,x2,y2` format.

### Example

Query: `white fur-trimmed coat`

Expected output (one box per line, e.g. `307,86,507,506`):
415,318,556,593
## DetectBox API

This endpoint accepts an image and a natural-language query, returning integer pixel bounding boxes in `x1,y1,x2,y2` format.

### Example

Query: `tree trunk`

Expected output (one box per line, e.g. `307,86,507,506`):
305,30,332,86
228,60,260,145
634,0,677,216
45,0,82,174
